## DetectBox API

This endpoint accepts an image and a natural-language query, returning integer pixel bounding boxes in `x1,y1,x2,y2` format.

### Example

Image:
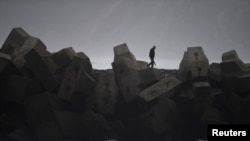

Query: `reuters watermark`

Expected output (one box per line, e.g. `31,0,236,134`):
208,125,250,140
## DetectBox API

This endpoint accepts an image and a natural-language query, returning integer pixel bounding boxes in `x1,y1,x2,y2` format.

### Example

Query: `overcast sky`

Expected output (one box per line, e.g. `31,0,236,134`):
1,0,250,69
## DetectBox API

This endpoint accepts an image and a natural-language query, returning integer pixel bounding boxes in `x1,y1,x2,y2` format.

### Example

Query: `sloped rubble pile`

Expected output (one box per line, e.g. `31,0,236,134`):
0,27,250,141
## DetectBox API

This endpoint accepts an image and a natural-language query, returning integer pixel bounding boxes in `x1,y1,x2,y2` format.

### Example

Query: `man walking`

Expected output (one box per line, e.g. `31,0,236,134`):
147,46,156,68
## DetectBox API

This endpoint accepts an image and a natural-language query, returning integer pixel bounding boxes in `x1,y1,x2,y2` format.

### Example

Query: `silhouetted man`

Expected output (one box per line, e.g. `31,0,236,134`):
147,46,156,68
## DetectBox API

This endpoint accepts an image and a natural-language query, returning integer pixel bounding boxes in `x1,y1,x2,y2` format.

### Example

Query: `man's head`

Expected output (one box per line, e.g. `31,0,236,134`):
153,46,156,49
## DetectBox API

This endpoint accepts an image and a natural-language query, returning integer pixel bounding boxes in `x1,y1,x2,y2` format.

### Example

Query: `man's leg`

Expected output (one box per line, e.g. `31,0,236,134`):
150,58,154,68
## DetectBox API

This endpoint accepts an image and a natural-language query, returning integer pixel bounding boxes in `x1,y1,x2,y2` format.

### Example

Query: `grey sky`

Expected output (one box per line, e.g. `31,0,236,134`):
1,0,250,69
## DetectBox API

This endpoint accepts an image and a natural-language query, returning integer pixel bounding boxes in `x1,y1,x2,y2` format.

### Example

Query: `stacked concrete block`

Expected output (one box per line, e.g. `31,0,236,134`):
220,50,250,95
138,68,162,89
76,52,93,74
139,76,181,102
51,47,76,70
29,110,84,141
112,58,141,103
3,27,250,140
0,111,26,134
52,110,85,139
42,55,58,74
80,110,112,140
179,47,209,83
208,63,221,86
0,52,12,74
4,75,31,104
1,27,30,56
95,71,119,115
0,53,21,91
245,63,250,69
25,48,58,91
222,50,239,61
220,50,248,74
0,52,11,60
236,74,250,94
201,106,225,125
136,60,148,70
1,28,50,69
8,126,38,141
24,93,66,127
113,43,137,65
112,44,156,103
226,93,250,124
192,82,211,104
112,44,140,103
13,37,50,69
220,59,247,74
113,43,147,70
141,96,179,135
24,92,76,140
57,56,96,111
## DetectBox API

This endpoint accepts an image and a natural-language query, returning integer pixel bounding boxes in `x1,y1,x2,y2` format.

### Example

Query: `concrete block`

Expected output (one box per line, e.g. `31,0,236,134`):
57,56,96,111
136,60,148,70
13,37,50,69
1,27,29,56
138,68,162,88
190,61,209,82
139,76,181,102
113,43,136,61
0,55,21,91
113,43,137,67
141,97,179,135
51,47,75,69
25,48,58,91
4,75,31,104
245,63,250,69
25,97,86,140
112,58,141,103
0,52,11,60
52,110,84,139
76,52,92,74
192,82,211,103
1,29,50,69
95,71,119,115
222,50,239,61
28,110,83,141
227,93,250,124
201,106,225,125
24,92,66,127
220,59,248,74
0,54,19,75
8,126,38,141
179,47,209,83
221,73,237,93
236,74,250,94
0,111,26,133
112,44,150,103
41,55,58,74
208,63,221,84
80,110,111,140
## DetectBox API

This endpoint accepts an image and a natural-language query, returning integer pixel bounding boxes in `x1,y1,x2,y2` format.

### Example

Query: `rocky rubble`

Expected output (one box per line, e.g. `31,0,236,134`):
0,27,250,141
